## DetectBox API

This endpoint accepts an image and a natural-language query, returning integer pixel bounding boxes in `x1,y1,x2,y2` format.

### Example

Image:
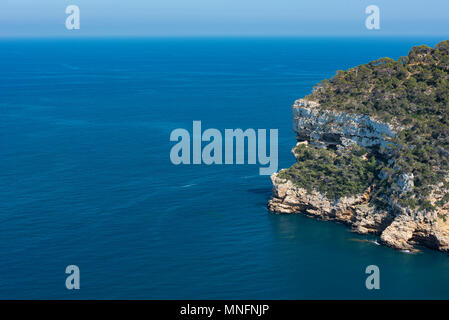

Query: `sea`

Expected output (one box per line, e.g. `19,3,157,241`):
1,37,448,299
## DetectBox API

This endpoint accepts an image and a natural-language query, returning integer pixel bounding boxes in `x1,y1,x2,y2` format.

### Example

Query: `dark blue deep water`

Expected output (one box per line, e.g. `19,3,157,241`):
1,38,448,299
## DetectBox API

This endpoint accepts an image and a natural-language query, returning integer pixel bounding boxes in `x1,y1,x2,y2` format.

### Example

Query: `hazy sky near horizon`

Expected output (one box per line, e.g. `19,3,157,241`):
1,0,449,37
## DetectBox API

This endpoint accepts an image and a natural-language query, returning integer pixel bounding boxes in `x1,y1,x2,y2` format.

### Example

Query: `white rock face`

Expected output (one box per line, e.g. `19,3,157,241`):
269,99,449,253
292,99,396,150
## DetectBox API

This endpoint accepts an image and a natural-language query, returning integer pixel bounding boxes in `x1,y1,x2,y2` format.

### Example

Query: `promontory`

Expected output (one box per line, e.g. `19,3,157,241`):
269,41,449,253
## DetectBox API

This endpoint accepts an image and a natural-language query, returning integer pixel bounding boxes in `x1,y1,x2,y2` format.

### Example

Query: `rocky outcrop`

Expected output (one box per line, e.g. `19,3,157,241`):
268,173,392,234
269,99,449,253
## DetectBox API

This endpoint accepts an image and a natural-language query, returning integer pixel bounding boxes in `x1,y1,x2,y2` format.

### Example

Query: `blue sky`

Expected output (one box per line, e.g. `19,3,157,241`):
1,0,448,37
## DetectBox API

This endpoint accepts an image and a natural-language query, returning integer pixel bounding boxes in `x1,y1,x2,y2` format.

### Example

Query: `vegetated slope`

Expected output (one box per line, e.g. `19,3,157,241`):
280,41,449,218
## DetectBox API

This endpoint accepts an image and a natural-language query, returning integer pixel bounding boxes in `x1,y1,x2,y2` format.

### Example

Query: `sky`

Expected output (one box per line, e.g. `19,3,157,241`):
1,0,449,37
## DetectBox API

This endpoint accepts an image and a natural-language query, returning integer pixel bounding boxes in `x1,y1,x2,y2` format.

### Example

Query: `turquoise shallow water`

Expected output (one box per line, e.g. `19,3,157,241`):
0,37,448,299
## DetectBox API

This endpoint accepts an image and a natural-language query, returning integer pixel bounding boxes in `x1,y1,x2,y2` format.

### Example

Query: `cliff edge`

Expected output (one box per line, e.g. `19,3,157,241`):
269,41,449,253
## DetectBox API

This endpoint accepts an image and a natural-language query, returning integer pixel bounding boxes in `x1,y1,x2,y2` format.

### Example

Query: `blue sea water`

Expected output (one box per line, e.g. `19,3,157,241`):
0,37,448,299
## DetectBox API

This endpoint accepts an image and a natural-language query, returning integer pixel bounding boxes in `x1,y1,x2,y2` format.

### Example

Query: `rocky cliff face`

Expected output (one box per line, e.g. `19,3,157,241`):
269,99,449,253
292,99,396,150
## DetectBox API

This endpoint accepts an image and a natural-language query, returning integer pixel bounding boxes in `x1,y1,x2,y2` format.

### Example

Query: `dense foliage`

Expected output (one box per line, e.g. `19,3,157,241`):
278,144,378,200
289,41,449,212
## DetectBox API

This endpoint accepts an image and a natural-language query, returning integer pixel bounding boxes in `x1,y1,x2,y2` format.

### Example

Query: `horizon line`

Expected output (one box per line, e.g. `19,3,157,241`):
0,34,448,39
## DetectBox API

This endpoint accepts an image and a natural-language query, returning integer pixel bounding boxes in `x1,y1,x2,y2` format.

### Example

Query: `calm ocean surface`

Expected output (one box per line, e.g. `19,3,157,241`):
0,37,448,299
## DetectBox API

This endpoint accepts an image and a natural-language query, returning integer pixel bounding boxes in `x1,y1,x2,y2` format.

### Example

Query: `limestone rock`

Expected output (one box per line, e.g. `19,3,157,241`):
269,99,449,253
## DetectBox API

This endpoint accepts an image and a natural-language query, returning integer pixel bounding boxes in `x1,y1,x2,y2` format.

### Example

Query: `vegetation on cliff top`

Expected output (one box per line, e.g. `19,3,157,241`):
290,41,449,212
278,144,378,200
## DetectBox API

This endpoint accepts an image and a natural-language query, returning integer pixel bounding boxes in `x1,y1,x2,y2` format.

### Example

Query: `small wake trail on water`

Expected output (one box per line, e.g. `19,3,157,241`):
179,184,197,188
349,238,381,246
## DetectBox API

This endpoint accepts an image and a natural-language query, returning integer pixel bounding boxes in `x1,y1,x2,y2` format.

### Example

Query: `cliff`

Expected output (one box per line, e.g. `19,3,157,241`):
269,41,449,253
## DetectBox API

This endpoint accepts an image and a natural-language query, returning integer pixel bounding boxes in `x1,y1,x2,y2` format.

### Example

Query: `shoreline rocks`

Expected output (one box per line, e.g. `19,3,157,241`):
269,99,449,253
